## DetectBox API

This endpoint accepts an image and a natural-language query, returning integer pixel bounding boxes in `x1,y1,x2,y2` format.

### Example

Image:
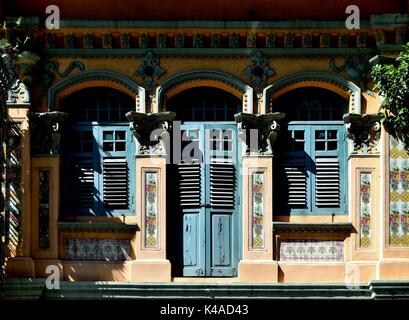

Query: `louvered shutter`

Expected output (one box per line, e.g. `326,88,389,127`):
210,161,235,208
177,161,201,207
315,158,340,207
70,158,94,208
103,158,129,209
283,159,307,208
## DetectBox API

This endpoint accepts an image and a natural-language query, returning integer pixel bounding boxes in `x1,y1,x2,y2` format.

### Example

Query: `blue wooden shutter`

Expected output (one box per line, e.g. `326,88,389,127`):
103,158,129,209
99,126,134,215
69,158,94,209
283,158,308,208
311,125,346,213
210,162,235,208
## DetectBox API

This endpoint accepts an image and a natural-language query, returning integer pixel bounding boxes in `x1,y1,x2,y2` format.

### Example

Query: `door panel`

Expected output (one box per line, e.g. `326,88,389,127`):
211,214,231,267
178,123,238,277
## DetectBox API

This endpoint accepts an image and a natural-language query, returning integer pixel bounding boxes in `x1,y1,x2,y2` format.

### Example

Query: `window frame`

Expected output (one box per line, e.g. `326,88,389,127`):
63,121,135,216
278,120,347,216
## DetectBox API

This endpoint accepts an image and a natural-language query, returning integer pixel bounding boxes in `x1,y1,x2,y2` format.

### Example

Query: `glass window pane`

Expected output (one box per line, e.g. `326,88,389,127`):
315,130,326,140
294,130,304,140
327,141,338,150
315,141,325,150
103,142,114,151
115,142,126,151
103,131,114,141
115,131,125,140
328,130,338,139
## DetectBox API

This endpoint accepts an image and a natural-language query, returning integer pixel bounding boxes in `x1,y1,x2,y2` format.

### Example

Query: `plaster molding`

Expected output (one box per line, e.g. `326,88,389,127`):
155,69,254,114
48,70,146,112
263,71,361,114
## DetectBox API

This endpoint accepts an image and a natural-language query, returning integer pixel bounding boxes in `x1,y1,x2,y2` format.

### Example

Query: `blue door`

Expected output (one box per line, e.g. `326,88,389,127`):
177,122,239,277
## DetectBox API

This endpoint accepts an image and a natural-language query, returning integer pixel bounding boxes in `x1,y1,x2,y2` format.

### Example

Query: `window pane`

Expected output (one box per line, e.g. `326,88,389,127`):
103,131,114,141
327,141,338,150
103,142,114,151
315,130,325,140
115,131,125,140
294,130,304,140
115,142,126,151
328,130,338,139
315,141,325,150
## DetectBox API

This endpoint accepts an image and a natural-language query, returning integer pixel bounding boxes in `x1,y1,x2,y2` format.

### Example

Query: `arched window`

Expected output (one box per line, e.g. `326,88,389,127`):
166,87,241,121
273,87,348,215
61,87,135,216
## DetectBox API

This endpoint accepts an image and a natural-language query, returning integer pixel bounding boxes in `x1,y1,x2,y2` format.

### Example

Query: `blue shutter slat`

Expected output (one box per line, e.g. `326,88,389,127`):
210,162,235,208
103,158,129,209
315,157,340,207
70,158,94,208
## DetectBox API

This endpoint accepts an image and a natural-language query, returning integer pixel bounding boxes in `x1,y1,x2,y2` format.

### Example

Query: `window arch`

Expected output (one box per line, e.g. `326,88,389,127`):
166,87,241,122
61,87,135,216
273,87,348,215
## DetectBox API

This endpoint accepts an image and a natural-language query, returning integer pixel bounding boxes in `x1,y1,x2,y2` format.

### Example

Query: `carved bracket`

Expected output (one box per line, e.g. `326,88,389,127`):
343,113,381,154
235,112,286,155
29,111,68,155
126,111,176,155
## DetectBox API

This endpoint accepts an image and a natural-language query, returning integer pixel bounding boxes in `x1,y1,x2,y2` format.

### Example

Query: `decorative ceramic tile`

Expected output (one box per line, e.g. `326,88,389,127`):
251,172,264,249
38,170,50,249
145,172,158,248
65,238,130,261
359,172,372,248
5,122,22,247
280,240,344,261
389,137,409,246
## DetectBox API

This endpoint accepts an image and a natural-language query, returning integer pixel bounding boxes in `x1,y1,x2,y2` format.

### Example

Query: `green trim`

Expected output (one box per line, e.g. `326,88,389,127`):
273,222,355,233
57,222,139,233
379,44,407,54
264,71,362,113
48,70,145,112
41,48,379,58
370,14,409,28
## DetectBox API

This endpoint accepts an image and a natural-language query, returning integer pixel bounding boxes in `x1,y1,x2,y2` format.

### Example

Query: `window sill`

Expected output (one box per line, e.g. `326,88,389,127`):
272,222,355,233
57,222,139,233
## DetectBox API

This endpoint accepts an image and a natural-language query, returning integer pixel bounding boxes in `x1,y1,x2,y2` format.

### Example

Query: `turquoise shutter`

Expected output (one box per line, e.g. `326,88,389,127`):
103,158,129,209
311,125,346,214
178,125,206,276
98,125,134,215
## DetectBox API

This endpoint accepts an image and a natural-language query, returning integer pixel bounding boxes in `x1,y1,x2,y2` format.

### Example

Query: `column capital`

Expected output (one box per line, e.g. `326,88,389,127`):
235,112,286,155
343,113,381,154
29,111,68,155
126,111,176,155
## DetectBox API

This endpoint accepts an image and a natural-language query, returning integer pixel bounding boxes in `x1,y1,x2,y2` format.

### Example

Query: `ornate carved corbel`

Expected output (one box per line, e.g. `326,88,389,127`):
234,112,286,155
126,111,176,155
343,113,381,154
29,111,68,155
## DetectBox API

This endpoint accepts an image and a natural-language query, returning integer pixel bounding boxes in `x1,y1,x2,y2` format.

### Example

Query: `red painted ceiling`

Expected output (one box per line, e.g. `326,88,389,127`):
3,0,408,21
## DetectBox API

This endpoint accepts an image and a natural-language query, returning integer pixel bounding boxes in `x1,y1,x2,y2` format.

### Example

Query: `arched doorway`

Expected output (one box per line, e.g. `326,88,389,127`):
166,86,241,277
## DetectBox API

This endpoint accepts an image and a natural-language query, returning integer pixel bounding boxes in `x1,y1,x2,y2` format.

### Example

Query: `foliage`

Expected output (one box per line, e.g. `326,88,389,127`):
371,43,409,147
